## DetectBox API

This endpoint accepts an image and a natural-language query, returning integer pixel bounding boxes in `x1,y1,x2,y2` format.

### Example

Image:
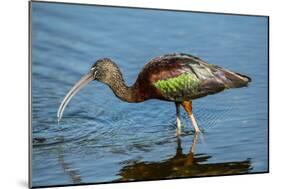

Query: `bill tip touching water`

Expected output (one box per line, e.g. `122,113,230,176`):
57,53,251,134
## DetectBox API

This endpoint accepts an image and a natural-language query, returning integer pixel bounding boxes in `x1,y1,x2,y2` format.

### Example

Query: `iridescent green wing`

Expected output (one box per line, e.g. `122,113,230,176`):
153,72,201,101
146,53,237,101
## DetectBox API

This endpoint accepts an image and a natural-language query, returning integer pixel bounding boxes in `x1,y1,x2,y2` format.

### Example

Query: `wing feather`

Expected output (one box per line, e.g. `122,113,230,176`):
136,53,250,101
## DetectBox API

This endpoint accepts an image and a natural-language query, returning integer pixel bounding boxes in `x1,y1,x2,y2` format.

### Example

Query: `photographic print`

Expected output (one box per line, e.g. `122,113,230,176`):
30,1,269,188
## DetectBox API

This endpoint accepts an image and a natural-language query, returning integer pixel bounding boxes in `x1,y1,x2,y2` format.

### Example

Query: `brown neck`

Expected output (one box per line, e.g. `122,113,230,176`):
109,80,137,102
103,73,145,103
98,63,148,102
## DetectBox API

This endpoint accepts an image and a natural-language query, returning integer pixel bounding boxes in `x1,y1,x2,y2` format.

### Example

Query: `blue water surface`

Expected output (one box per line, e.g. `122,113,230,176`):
31,2,268,187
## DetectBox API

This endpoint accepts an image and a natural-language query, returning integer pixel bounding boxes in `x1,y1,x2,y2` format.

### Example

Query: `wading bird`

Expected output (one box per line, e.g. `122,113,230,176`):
57,53,251,134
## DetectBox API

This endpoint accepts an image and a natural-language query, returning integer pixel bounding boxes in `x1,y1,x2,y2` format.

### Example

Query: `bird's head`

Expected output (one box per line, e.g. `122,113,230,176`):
57,58,122,122
92,58,123,85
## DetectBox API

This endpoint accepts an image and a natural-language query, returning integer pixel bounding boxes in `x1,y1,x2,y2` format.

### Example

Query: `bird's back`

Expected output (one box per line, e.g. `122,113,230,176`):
135,53,251,102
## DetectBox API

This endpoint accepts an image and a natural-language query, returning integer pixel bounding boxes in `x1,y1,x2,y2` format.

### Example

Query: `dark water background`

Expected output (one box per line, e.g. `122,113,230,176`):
31,2,268,187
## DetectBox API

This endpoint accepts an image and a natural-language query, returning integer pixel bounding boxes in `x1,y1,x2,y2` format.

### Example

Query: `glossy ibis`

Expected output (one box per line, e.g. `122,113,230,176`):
57,53,251,134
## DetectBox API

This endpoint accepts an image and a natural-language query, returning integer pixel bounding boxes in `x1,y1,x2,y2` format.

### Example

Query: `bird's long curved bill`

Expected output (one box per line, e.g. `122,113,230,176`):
57,72,94,122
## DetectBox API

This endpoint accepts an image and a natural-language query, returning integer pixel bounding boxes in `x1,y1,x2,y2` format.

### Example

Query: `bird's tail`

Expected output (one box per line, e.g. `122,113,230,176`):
218,68,251,88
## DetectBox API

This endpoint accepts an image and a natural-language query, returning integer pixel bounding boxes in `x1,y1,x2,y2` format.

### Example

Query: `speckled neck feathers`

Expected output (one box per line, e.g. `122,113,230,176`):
94,59,139,102
105,72,137,103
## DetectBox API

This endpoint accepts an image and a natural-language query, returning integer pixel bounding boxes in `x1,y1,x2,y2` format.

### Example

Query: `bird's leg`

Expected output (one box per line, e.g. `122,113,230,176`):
175,102,181,135
185,133,199,166
181,101,201,133
189,132,199,154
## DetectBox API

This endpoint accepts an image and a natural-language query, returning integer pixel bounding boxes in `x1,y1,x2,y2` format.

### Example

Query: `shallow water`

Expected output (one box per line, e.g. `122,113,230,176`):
31,2,268,187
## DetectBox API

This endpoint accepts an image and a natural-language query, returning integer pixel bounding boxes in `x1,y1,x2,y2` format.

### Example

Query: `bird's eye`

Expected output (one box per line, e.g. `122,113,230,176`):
93,69,98,78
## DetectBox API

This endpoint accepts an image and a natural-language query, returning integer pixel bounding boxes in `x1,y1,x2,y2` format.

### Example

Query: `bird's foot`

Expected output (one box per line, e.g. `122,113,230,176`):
175,128,182,136
176,117,181,129
194,128,201,134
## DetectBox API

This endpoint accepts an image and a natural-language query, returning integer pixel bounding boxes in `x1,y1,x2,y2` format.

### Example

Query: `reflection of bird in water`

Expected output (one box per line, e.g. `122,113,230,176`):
57,147,82,184
58,53,251,134
118,134,252,181
33,137,82,185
